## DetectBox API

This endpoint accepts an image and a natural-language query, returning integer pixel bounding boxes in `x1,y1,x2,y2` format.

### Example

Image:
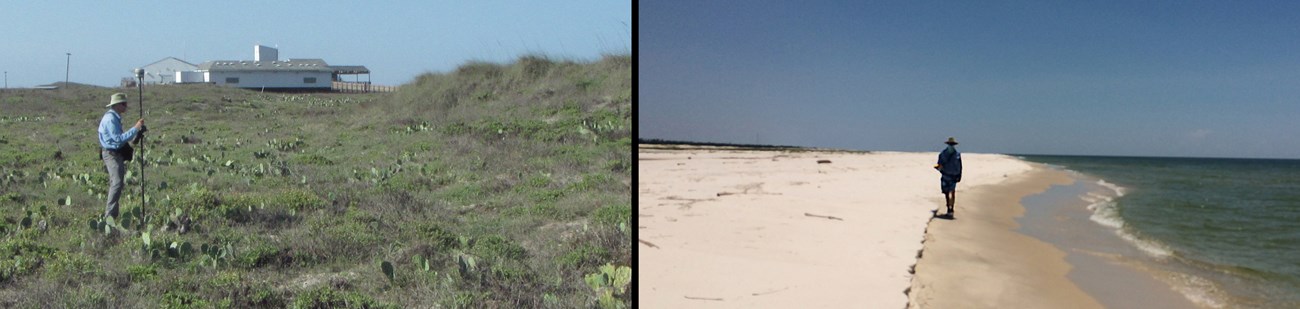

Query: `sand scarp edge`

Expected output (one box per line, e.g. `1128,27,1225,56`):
904,214,939,309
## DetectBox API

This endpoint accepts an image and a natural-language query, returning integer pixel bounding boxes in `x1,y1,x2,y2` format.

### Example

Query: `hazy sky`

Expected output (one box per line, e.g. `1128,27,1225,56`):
0,1,630,88
640,1,1300,159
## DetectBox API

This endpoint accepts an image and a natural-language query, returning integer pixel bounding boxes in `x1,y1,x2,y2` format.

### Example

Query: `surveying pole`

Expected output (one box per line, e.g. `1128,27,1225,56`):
134,68,146,220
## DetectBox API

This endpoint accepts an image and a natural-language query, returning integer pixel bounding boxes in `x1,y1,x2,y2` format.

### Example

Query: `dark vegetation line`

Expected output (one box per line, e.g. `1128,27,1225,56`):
637,138,807,150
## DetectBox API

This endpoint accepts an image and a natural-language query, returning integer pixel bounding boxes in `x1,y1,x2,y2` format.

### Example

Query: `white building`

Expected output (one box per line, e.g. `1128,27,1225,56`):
175,71,204,83
141,57,198,84
196,58,334,90
179,45,371,91
254,44,278,62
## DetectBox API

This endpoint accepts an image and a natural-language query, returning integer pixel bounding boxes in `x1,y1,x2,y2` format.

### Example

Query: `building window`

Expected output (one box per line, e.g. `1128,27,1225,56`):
225,77,239,84
304,77,317,84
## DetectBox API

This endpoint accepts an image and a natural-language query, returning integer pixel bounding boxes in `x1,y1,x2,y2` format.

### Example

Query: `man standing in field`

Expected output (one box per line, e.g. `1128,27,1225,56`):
98,93,143,219
935,137,962,217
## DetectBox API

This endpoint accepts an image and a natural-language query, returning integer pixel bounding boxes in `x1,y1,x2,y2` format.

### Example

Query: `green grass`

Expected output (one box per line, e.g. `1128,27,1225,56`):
0,54,630,307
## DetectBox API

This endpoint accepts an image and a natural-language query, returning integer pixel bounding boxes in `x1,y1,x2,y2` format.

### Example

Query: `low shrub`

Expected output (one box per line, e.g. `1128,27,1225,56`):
0,238,58,283
471,235,527,261
416,223,460,251
290,286,395,309
294,153,334,166
591,204,630,228
270,189,327,212
235,240,285,269
44,251,101,282
161,290,210,309
556,244,609,269
127,264,158,282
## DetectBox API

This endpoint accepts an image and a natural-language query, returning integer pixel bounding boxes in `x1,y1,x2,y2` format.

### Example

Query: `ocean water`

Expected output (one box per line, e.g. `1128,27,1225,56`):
1019,155,1300,308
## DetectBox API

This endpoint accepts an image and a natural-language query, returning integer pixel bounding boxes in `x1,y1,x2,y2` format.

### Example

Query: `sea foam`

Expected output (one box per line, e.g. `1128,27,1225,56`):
1097,179,1125,196
1117,229,1173,258
1168,272,1227,308
1083,192,1123,229
1081,179,1172,258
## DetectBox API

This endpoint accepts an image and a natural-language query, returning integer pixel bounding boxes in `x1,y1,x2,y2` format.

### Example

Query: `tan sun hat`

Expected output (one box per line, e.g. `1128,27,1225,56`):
106,93,128,107
945,137,959,145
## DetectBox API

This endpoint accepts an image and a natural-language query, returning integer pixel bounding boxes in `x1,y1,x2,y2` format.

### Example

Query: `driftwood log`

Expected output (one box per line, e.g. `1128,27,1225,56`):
639,239,660,248
804,212,844,221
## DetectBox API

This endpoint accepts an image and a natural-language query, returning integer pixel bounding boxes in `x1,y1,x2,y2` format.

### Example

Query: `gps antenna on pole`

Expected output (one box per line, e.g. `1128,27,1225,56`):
133,68,146,224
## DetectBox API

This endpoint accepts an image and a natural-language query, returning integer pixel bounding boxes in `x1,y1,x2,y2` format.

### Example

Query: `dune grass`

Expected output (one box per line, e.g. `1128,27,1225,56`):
0,54,630,308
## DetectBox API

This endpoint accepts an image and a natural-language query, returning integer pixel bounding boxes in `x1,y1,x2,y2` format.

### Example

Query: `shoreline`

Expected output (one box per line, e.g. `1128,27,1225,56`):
1019,155,1300,308
1017,168,1214,308
906,164,1104,308
908,162,1205,308
637,146,1204,308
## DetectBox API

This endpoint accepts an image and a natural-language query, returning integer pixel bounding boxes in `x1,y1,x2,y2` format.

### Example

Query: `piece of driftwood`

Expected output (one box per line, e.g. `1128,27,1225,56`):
816,159,832,164
804,212,843,221
752,287,790,296
684,296,724,301
639,239,660,248
716,192,735,197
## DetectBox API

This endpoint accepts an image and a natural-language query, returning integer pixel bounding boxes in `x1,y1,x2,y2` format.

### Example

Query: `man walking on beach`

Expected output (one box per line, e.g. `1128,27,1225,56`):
935,137,962,216
99,93,143,219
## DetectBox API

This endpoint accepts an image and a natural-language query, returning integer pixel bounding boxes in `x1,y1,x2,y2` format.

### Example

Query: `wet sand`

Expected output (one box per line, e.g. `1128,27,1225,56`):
906,166,1104,308
1017,171,1205,309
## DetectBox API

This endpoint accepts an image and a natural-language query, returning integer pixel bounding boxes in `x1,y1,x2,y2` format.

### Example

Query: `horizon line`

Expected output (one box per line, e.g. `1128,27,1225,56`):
636,138,1300,161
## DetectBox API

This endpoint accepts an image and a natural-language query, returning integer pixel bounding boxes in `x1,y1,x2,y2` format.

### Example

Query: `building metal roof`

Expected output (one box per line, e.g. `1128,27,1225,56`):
330,65,370,74
144,57,197,68
197,58,332,72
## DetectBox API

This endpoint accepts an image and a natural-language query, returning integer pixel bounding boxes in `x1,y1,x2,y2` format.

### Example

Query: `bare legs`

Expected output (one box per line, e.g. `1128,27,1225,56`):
944,191,955,214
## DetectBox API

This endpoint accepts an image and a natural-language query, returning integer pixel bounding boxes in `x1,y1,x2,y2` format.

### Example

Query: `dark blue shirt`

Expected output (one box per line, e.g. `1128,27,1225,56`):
937,145,962,181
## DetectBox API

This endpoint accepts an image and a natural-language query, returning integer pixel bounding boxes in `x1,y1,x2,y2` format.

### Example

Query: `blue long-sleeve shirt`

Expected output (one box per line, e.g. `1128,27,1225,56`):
98,110,138,150
937,145,962,181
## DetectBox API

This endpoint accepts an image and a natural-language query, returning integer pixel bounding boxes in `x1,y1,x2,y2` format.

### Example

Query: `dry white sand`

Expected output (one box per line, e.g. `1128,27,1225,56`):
638,146,1037,308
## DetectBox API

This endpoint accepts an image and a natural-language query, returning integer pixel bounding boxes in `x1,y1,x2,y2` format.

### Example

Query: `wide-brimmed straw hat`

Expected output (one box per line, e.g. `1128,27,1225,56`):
106,93,128,107
944,137,959,145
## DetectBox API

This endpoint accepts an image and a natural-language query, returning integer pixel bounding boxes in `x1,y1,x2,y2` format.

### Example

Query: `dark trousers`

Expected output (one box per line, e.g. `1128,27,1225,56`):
102,149,126,219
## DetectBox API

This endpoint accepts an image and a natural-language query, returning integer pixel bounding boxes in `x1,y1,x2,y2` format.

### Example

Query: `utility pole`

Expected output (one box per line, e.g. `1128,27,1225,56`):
65,53,71,87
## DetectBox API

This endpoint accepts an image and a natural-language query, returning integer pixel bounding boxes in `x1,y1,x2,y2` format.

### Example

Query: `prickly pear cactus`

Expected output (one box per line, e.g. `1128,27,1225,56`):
412,255,430,272
381,261,395,281
585,263,632,309
603,264,631,294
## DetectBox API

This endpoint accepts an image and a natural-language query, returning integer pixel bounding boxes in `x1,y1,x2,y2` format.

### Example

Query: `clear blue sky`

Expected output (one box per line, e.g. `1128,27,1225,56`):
1,1,630,88
640,1,1300,159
